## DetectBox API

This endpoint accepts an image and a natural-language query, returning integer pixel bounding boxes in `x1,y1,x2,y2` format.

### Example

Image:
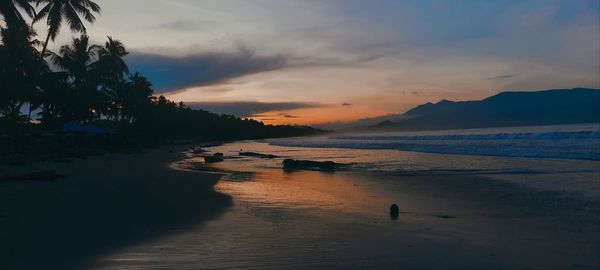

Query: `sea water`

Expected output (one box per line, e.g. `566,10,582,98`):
192,123,600,198
269,123,600,160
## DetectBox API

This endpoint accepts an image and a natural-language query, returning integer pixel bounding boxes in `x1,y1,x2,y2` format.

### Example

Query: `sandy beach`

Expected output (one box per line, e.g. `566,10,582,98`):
0,145,231,270
2,139,599,270
90,141,599,269
1,0,598,269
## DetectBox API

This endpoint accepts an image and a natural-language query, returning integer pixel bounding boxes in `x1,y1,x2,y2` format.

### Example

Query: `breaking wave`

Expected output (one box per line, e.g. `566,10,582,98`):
268,125,600,160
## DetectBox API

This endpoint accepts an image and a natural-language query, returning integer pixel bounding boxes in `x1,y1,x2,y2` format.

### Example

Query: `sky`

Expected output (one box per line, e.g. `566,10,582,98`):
39,0,600,126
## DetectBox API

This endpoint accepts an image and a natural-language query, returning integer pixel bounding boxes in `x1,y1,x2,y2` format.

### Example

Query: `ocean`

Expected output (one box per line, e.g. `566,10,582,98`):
191,123,600,198
270,123,600,161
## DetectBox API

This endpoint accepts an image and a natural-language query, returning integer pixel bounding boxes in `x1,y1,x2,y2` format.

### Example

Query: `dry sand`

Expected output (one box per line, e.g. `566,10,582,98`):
0,145,231,270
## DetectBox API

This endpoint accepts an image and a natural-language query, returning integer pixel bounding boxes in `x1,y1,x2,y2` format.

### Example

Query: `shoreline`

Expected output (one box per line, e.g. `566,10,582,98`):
0,144,231,270
2,139,599,269
164,140,600,269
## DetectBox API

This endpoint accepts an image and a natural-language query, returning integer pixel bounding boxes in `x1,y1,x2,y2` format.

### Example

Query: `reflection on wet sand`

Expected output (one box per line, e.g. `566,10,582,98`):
92,142,600,269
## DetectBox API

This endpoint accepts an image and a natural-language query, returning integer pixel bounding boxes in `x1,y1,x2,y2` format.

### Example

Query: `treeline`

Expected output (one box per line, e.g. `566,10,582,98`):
0,0,320,140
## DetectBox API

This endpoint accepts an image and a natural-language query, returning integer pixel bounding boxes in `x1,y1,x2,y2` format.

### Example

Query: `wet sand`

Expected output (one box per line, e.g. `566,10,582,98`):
91,144,599,269
2,143,599,269
0,145,231,270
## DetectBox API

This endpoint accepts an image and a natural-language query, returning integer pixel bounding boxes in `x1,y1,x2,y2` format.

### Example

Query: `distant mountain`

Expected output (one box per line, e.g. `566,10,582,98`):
346,88,600,131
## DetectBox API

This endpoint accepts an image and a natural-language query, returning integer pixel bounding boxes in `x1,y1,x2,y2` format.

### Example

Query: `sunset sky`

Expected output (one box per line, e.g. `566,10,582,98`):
40,0,600,125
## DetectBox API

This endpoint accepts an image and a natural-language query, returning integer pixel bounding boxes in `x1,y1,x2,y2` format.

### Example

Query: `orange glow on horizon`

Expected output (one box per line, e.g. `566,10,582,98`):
249,105,392,126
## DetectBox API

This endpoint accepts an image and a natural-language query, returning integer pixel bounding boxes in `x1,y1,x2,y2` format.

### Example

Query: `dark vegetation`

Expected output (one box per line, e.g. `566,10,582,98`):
0,0,321,163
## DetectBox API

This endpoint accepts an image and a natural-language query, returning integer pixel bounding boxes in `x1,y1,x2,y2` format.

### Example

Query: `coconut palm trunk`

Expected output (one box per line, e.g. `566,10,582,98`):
39,30,52,60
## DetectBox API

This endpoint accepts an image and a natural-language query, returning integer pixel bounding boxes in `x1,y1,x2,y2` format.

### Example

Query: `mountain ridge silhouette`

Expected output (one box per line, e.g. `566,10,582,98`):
342,88,600,131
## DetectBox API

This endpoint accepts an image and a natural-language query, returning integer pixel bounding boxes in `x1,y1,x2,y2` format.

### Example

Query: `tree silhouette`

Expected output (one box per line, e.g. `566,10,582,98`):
0,0,40,122
50,34,100,122
51,35,98,83
0,0,321,140
37,71,71,127
91,36,129,120
94,36,129,82
117,72,153,123
0,0,35,28
0,22,46,122
34,0,101,61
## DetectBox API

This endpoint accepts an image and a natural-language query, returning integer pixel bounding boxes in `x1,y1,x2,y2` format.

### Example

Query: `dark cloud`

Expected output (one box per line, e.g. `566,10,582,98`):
185,101,322,117
342,103,352,106
157,20,216,31
286,52,385,68
127,49,286,92
125,42,388,93
486,74,515,80
283,114,299,118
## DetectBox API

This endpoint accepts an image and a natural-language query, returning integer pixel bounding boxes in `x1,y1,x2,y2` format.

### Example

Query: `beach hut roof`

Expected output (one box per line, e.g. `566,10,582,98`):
60,121,110,134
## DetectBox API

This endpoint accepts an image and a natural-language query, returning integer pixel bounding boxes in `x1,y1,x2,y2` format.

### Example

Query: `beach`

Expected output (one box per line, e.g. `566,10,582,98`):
2,126,600,269
0,145,231,270
98,138,598,269
1,0,598,268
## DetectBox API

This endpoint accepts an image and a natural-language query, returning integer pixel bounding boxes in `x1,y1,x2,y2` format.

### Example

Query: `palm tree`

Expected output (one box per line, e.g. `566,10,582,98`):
117,72,153,122
37,71,71,127
95,36,129,82
34,0,101,60
0,0,39,122
51,34,99,83
92,36,129,120
50,34,101,121
0,23,47,121
0,0,35,28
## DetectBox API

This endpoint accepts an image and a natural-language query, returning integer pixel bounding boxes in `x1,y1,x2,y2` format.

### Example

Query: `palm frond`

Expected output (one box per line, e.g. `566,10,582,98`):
81,0,100,13
71,1,96,23
32,4,50,23
14,0,36,18
63,4,85,33
47,3,63,40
